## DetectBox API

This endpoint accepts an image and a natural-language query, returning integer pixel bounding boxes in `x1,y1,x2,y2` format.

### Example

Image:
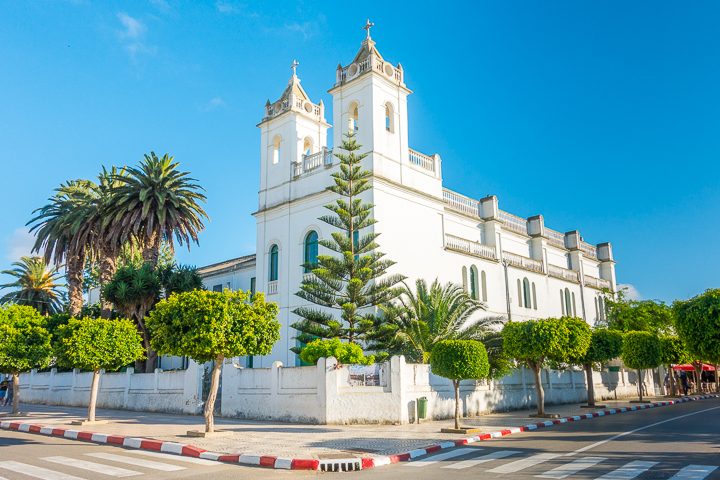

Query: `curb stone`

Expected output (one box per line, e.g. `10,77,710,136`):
0,394,716,472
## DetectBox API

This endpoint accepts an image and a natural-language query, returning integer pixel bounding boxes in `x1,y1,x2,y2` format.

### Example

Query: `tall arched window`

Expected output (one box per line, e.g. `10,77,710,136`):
564,288,572,316
517,279,523,307
303,231,318,273
272,136,281,164
522,278,531,309
532,282,537,310
594,297,599,320
303,137,313,156
599,297,605,320
469,266,478,300
571,292,577,316
461,266,468,292
560,290,566,315
481,270,488,302
385,102,394,133
348,102,359,133
269,244,279,281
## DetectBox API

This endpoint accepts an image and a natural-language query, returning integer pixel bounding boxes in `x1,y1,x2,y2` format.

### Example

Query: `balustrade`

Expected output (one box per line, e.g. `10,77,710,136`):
408,148,435,173
444,234,497,261
584,275,610,290
267,280,278,295
548,264,580,283
499,210,528,235
546,228,566,249
580,241,598,259
442,189,480,218
293,148,334,178
503,251,544,273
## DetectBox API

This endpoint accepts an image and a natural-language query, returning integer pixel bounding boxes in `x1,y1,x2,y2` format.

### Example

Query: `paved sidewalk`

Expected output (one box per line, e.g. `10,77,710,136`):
0,397,679,459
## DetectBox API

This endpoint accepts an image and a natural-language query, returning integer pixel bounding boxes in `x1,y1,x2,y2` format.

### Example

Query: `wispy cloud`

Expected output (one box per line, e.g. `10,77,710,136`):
5,228,36,263
617,283,642,301
280,21,319,40
200,97,227,112
116,12,155,60
215,1,240,14
149,0,171,12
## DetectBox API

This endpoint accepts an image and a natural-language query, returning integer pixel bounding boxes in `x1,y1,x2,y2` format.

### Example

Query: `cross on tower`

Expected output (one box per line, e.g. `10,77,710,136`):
363,19,374,39
290,59,299,77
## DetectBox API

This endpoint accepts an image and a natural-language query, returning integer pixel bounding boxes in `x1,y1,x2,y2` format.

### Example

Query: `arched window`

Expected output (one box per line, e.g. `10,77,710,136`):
564,288,572,316
269,244,279,281
560,290,566,315
517,279,523,307
594,297,599,320
571,292,577,316
303,137,313,156
481,270,487,302
348,102,359,133
385,102,394,133
469,266,478,300
303,231,318,273
272,136,281,164
522,278,531,309
461,266,468,292
532,282,537,310
599,297,605,320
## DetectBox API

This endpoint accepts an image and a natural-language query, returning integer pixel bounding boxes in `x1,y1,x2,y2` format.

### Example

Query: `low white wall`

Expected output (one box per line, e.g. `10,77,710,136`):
19,361,203,415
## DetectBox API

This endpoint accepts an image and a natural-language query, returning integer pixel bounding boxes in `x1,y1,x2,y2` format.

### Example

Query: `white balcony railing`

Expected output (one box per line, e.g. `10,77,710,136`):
442,188,480,218
408,148,435,173
548,264,580,283
499,210,528,236
584,275,611,290
580,241,598,259
293,148,334,178
444,234,497,261
546,228,566,249
503,251,544,274
267,280,278,295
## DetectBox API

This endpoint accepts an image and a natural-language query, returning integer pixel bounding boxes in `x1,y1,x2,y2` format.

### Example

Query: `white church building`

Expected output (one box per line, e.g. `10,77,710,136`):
198,26,617,368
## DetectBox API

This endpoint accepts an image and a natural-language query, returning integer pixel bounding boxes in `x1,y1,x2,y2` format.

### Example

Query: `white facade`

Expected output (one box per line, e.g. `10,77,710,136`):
199,30,617,368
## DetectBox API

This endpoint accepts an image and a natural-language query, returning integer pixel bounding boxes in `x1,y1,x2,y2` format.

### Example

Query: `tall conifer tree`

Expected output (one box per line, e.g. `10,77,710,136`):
291,134,404,350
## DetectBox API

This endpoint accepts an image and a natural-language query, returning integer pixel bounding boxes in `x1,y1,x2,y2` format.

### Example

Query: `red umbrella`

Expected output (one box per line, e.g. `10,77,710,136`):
672,364,716,371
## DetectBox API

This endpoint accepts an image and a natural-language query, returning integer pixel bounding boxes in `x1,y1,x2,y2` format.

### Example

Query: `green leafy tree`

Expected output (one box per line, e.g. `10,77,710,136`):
1,256,65,315
429,340,490,430
673,289,720,392
572,329,623,407
55,317,144,422
659,335,691,396
291,134,405,351
369,279,503,363
147,290,280,433
602,290,675,335
0,305,53,414
502,317,591,416
299,338,374,366
621,331,661,402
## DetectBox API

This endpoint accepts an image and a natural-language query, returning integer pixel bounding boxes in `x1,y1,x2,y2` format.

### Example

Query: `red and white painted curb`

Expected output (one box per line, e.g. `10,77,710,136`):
1,394,717,472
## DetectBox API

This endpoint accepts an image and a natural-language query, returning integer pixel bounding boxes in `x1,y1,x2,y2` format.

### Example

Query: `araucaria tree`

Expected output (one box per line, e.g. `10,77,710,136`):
502,317,591,416
55,317,144,422
430,340,490,430
147,290,280,433
621,331,661,402
573,329,623,407
292,134,404,348
0,305,53,414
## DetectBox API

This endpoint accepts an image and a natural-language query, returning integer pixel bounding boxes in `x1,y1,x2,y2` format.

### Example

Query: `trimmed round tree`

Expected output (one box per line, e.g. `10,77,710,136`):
55,317,145,422
147,289,280,433
574,329,623,407
674,289,720,391
659,335,691,396
429,340,489,430
299,338,374,366
502,317,591,416
0,305,53,414
621,331,661,402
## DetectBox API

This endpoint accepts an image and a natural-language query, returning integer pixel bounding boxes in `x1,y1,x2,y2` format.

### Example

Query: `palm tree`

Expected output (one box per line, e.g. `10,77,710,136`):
377,279,504,363
0,256,64,315
104,152,208,267
28,180,97,316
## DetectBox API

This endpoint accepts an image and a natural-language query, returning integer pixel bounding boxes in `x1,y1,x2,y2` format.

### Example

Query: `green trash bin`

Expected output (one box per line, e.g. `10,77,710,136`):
417,396,428,421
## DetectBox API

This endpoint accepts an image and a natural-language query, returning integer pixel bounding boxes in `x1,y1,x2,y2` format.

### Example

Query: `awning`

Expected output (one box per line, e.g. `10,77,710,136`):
672,364,716,372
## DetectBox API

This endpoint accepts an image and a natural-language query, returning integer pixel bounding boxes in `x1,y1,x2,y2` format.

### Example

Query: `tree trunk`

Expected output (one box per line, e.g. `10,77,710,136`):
637,369,644,402
532,362,545,416
11,373,20,415
204,355,224,433
692,362,702,394
715,364,719,393
668,365,676,396
88,369,100,422
67,252,85,317
584,363,596,407
453,379,460,430
145,349,157,374
141,232,161,267
98,252,117,319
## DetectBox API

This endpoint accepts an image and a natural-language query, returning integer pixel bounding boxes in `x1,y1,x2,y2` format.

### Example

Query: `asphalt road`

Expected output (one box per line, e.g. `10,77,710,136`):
0,398,717,479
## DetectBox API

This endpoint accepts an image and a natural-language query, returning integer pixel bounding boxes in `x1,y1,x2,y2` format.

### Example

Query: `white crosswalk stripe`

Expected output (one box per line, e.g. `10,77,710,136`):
669,465,719,480
129,450,221,466
536,456,607,479
487,452,562,474
441,450,521,470
85,452,186,472
0,460,86,480
43,456,142,477
404,448,478,467
595,460,658,479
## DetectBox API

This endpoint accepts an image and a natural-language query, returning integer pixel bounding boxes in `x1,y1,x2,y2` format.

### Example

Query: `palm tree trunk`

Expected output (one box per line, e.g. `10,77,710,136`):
532,362,545,416
11,373,20,415
88,369,100,422
98,252,117,319
584,363,596,407
204,355,223,433
67,253,85,317
141,232,161,267
453,379,460,430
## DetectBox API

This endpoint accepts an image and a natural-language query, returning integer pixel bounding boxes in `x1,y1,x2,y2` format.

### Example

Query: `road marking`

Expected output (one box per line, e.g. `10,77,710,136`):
595,460,657,479
404,448,477,467
85,453,185,471
669,465,719,480
536,456,607,479
567,405,720,457
43,456,141,477
441,450,521,470
0,461,85,480
487,452,562,474
129,450,220,465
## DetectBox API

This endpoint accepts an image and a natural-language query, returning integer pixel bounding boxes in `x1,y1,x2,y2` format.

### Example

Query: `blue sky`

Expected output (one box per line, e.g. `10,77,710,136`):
1,1,718,303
